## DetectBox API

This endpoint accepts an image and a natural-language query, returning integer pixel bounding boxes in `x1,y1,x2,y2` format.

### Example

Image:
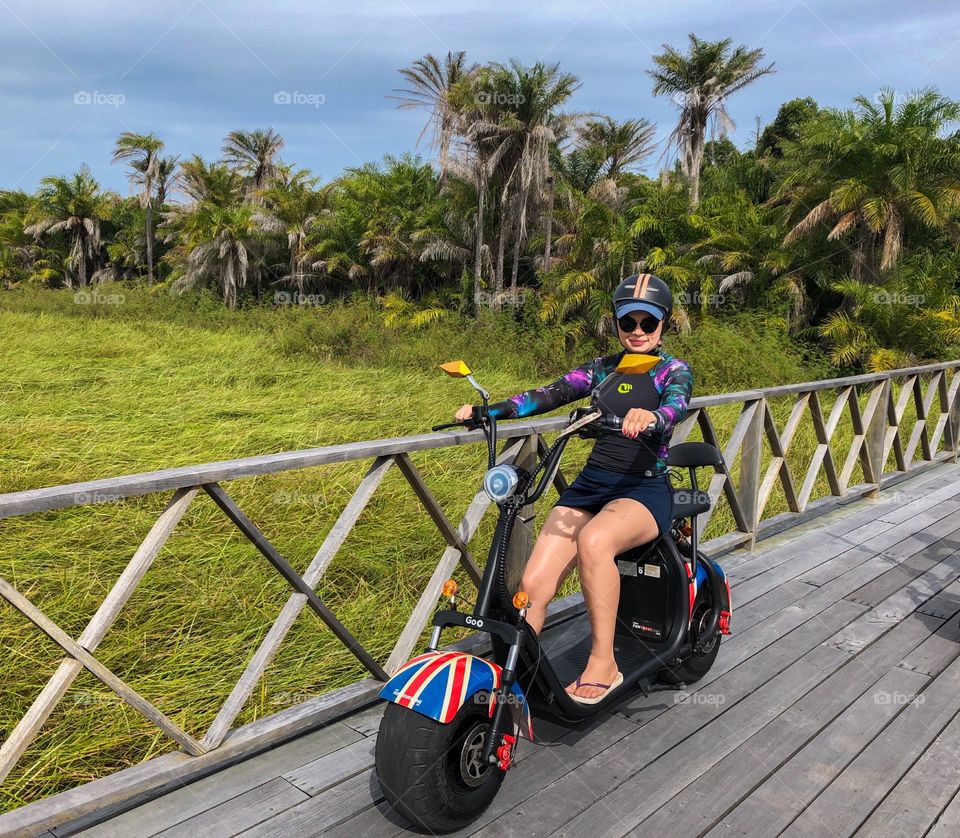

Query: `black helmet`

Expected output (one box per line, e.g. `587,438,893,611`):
611,273,673,326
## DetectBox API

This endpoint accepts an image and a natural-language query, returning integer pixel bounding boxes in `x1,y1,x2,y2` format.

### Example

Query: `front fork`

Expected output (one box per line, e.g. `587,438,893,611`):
428,611,526,771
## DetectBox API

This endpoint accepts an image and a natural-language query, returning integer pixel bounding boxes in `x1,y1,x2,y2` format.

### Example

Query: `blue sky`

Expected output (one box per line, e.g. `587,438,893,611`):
2,0,959,194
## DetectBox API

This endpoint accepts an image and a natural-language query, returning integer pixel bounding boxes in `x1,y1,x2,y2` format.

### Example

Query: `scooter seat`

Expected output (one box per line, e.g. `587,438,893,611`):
667,441,724,468
671,488,712,518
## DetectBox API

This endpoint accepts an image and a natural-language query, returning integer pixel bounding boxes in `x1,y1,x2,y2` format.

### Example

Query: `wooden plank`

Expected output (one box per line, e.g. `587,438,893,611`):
643,666,930,838
151,778,308,838
282,734,377,797
855,691,960,836
829,547,960,655
701,612,947,838
514,645,855,838
781,652,960,837
478,600,864,837
928,788,960,837
844,512,960,607
236,767,379,836
69,723,361,838
0,487,198,784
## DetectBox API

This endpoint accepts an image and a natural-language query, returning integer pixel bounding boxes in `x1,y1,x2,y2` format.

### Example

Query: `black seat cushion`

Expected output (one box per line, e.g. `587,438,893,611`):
671,488,712,518
667,441,724,468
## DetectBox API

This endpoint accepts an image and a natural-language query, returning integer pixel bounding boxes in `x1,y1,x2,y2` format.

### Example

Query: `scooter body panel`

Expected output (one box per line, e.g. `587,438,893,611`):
378,650,533,739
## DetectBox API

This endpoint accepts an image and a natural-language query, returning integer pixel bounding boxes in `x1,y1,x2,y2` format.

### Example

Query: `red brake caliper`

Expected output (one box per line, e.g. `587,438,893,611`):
496,734,517,770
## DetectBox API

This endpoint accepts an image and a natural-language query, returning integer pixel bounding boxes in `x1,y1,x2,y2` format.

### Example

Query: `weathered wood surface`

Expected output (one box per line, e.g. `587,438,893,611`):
46,461,960,838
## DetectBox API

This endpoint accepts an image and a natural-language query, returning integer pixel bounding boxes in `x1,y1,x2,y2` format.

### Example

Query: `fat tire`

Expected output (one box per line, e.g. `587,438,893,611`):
375,693,505,833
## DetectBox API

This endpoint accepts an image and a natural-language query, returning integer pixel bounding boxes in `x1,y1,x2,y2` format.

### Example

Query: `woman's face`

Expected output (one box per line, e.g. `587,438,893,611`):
617,313,663,353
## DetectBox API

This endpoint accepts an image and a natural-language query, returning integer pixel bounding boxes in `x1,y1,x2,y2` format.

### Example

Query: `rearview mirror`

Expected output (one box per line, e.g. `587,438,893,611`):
439,360,473,378
615,353,660,374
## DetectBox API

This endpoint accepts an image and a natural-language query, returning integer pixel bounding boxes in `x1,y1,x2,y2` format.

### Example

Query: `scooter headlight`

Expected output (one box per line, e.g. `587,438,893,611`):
483,464,519,503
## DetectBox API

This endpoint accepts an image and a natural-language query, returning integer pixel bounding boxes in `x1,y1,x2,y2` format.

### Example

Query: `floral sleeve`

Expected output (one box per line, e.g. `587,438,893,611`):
651,359,693,433
486,359,601,420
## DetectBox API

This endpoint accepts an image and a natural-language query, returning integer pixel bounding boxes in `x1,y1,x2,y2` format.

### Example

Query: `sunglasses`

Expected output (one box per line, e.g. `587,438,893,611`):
617,313,661,334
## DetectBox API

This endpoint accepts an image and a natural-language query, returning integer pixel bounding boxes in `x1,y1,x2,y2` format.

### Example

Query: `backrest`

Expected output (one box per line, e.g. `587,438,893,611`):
666,441,724,468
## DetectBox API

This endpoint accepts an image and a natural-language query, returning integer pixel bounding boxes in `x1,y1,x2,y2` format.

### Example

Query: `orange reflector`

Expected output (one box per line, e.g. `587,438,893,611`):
442,579,459,598
513,591,529,610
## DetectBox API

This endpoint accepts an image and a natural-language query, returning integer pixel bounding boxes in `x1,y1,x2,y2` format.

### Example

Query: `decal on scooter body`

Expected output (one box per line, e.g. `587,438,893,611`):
692,558,733,634
379,650,534,740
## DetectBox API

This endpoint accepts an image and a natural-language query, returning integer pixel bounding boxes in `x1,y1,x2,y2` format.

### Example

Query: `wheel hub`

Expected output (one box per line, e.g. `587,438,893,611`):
458,721,491,787
693,602,718,655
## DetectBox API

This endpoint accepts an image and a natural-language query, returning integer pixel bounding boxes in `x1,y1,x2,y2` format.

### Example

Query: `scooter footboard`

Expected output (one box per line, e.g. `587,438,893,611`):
378,650,533,739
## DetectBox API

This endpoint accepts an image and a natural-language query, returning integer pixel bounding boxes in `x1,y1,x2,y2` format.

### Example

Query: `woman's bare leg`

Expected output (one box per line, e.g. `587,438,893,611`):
520,505,594,635
567,498,659,700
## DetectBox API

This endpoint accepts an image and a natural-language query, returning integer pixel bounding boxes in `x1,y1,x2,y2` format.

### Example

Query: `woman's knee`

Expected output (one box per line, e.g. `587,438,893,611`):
575,526,613,563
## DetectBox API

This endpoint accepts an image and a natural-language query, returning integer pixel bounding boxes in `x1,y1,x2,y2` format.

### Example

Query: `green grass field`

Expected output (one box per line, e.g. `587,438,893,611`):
0,286,943,811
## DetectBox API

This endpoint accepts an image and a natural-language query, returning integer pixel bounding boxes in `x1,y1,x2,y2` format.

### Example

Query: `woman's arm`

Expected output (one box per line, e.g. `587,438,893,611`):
651,359,693,433
487,359,600,420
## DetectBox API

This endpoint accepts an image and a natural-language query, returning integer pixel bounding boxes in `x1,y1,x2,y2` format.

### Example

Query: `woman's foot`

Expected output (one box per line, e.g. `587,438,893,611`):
566,656,620,700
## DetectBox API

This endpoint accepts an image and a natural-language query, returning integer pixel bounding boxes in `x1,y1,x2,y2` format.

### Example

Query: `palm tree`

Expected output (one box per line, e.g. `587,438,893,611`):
778,88,960,282
222,129,285,198
477,60,581,295
111,131,164,282
576,116,658,179
254,168,328,295
649,34,774,207
24,166,113,287
155,155,180,206
162,157,255,308
393,51,478,177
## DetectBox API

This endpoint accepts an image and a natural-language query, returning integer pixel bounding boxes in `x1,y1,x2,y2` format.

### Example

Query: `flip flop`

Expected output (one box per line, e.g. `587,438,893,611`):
569,670,624,705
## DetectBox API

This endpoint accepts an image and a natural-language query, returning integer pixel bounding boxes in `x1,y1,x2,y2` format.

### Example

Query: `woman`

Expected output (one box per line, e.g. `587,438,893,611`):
454,273,692,703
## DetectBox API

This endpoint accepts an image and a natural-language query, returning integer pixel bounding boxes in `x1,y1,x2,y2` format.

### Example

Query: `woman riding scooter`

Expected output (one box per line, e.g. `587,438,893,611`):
454,273,692,703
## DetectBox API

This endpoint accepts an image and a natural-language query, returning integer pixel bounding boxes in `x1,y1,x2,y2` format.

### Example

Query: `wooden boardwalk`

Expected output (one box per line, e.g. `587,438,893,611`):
58,462,960,837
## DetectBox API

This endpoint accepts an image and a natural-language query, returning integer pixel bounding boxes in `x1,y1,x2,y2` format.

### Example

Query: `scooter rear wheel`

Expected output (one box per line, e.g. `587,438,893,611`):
376,692,505,833
660,591,721,685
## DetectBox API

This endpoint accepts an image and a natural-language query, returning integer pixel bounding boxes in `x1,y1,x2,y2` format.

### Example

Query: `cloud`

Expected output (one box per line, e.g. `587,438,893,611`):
0,0,958,190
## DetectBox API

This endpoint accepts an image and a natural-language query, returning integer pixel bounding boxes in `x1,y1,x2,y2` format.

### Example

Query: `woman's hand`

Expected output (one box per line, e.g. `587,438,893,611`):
455,403,474,422
622,408,657,438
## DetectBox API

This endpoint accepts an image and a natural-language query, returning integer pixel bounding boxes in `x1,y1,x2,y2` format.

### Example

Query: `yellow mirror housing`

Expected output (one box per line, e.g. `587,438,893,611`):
615,353,660,374
439,360,472,378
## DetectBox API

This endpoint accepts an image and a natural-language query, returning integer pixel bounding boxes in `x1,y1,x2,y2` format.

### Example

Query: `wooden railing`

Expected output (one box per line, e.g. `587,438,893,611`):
1,360,959,807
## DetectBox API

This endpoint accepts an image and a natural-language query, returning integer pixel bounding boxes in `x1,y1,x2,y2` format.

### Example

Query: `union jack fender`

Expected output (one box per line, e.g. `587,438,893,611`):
692,558,733,635
378,650,534,741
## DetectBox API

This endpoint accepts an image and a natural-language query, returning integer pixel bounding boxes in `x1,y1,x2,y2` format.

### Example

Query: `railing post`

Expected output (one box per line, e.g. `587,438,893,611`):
739,398,765,550
865,378,891,493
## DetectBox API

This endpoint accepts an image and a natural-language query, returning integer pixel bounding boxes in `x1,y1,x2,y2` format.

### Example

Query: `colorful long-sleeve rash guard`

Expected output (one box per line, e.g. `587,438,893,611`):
487,349,693,476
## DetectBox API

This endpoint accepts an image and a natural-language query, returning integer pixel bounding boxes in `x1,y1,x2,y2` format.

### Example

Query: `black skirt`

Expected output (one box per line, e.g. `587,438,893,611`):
554,463,673,537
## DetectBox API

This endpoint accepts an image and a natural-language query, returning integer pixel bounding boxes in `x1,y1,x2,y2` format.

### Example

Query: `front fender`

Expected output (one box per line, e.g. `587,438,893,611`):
378,650,533,740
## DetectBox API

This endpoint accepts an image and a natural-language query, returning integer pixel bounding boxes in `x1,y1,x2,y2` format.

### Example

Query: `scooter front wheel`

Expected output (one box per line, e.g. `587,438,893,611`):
375,692,505,833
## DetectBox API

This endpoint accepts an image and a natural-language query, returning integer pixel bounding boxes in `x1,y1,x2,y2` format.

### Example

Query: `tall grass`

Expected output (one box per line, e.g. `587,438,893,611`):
0,286,938,812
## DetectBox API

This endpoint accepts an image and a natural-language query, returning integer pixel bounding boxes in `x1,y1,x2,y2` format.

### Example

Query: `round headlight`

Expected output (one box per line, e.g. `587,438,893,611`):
483,464,519,503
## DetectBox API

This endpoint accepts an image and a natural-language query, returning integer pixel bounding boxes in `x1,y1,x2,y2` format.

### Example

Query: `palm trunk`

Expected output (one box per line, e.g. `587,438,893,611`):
543,175,554,273
509,191,525,294
474,176,486,315
145,200,155,283
495,198,508,300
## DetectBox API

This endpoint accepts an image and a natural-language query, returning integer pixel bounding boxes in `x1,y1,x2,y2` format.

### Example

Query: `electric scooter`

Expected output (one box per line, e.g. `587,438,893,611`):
374,354,733,833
